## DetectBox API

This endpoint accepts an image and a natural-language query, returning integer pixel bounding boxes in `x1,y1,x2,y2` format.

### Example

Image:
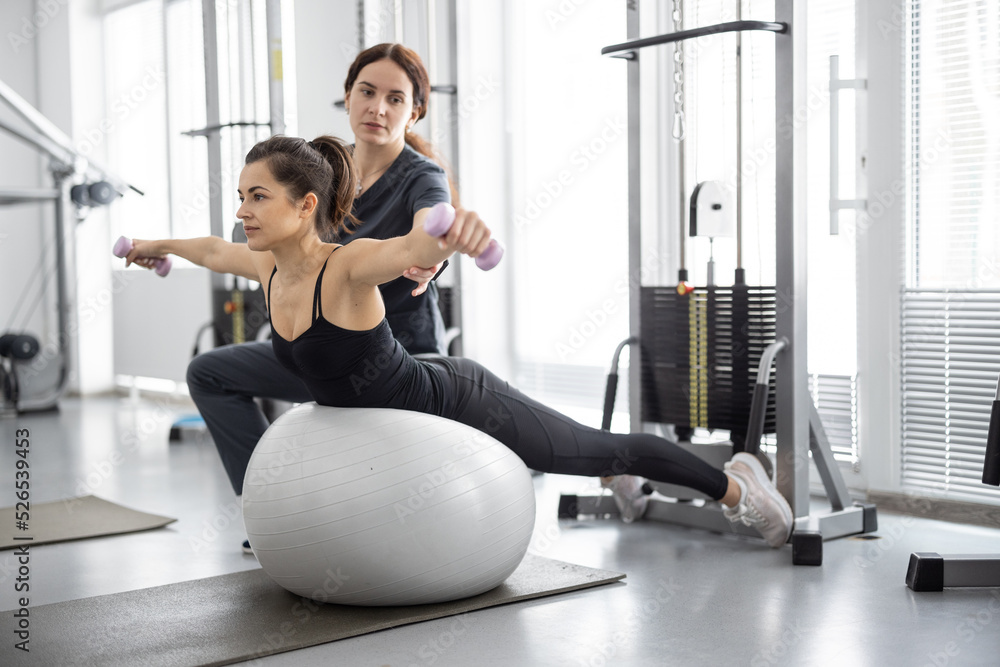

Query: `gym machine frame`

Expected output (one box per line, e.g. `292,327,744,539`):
0,78,138,413
558,1,876,565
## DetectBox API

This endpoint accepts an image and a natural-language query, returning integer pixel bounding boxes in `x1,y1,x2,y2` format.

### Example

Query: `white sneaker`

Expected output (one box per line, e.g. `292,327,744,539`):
723,453,793,548
601,475,650,523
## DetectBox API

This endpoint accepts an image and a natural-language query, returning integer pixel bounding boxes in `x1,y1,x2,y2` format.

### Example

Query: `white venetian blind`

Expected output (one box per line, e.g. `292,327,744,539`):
902,0,1000,503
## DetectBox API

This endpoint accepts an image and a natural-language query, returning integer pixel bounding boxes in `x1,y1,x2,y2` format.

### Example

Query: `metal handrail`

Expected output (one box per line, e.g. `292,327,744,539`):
601,20,787,57
181,121,271,138
0,77,140,196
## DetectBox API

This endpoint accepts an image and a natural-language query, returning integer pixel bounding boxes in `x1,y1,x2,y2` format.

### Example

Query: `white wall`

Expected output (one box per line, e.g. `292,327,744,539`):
113,267,211,382
292,0,355,141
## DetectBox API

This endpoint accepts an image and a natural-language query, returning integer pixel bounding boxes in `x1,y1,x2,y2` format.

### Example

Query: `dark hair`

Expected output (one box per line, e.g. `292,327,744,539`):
344,42,460,206
244,135,359,241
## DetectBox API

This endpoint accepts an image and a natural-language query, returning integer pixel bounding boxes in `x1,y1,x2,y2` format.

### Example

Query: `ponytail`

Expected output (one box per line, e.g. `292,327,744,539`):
309,136,361,239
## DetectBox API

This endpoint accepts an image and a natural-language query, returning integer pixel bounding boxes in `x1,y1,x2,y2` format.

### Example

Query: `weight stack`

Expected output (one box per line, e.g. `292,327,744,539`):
639,285,778,437
212,287,270,347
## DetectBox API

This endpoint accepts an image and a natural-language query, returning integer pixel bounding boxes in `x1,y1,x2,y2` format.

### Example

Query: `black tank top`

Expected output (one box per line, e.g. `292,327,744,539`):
267,248,445,411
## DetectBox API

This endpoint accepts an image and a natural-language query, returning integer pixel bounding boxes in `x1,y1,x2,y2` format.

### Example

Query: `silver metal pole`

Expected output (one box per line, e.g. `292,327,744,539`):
426,0,437,144
673,3,686,276
626,2,643,431
266,0,285,135
830,55,840,235
203,0,227,291
357,0,365,51
773,0,810,517
0,78,79,166
735,0,743,271
678,132,686,274
238,0,251,134
160,1,176,236
51,171,72,401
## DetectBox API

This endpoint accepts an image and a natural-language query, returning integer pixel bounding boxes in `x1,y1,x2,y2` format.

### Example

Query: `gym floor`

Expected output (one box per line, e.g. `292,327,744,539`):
2,395,999,666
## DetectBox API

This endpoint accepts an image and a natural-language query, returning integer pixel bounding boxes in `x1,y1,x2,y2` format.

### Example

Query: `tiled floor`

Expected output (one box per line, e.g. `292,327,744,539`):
2,395,999,666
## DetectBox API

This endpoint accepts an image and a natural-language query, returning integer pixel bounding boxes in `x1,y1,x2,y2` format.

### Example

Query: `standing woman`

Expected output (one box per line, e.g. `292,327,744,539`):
184,44,455,525
342,42,461,351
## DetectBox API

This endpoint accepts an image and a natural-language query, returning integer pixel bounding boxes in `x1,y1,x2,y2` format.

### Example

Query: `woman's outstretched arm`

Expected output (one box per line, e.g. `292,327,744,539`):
341,207,491,288
125,237,265,282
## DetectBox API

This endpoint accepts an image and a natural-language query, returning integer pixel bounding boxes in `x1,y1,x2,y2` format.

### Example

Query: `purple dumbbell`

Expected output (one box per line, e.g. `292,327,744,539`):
424,202,504,271
113,236,172,277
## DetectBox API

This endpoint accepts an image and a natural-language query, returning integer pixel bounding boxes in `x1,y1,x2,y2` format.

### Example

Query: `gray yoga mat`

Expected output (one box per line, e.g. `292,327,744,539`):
0,495,176,550
10,554,624,667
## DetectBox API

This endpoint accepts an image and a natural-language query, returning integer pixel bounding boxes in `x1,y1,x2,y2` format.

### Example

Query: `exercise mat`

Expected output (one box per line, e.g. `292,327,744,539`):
11,554,624,667
0,495,175,550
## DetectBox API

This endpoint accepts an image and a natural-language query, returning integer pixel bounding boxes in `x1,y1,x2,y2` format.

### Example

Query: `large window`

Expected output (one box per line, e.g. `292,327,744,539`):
104,0,274,259
506,1,860,460
104,0,284,387
103,1,172,243
506,2,629,422
902,0,1000,502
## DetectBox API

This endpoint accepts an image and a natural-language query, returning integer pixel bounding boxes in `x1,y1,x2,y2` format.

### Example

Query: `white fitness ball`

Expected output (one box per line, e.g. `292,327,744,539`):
242,403,536,606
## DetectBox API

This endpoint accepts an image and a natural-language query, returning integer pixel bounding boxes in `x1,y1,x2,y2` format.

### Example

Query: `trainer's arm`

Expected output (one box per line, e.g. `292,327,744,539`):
126,237,262,282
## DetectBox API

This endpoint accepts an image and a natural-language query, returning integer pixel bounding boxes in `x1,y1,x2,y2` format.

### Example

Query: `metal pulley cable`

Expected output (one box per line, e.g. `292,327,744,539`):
673,0,688,280
735,0,744,279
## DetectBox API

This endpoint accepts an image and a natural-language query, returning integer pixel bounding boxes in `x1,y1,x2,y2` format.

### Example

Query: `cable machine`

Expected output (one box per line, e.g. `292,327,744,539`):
559,0,876,565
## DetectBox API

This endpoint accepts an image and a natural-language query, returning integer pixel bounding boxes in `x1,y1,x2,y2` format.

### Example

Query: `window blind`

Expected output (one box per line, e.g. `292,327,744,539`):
907,0,1000,290
809,374,859,466
903,1,1000,503
901,290,1000,503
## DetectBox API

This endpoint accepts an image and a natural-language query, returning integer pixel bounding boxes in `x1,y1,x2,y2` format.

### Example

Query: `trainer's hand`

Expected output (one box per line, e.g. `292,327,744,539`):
404,263,442,297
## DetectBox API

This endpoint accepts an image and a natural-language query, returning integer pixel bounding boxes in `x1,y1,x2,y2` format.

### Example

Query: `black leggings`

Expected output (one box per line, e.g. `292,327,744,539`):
422,357,730,500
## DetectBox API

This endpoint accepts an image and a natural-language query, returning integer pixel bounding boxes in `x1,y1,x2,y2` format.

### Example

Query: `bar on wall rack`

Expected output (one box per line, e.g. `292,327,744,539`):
600,20,787,58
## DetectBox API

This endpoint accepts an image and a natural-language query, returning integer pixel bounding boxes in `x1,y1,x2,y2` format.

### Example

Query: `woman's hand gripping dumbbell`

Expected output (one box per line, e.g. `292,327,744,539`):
113,236,172,276
423,203,503,271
